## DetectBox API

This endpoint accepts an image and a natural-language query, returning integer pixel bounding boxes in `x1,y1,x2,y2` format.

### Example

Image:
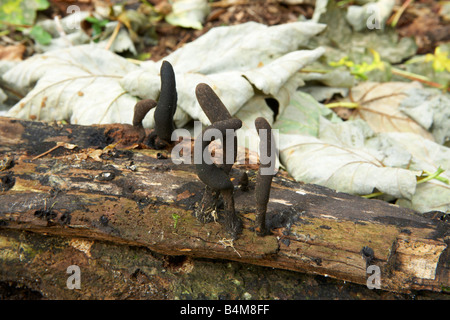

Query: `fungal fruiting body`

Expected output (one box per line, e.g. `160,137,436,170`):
194,83,242,239
195,83,232,123
255,117,276,236
361,246,375,269
133,99,157,143
195,118,243,239
195,83,237,175
131,60,178,149
152,60,178,149
239,171,249,192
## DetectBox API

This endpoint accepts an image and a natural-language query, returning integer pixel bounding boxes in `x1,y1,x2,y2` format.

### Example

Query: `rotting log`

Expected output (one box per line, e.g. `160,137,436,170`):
0,116,448,295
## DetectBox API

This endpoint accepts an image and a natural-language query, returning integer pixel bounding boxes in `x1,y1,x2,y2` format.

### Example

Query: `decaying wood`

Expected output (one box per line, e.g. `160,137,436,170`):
0,116,448,295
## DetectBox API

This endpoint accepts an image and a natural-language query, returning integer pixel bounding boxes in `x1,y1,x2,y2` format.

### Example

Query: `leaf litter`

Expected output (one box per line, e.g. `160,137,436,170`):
1,0,449,214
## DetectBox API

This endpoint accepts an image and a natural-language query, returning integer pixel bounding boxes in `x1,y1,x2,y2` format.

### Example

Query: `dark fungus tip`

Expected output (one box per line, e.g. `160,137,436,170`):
154,60,177,143
133,99,157,143
254,117,275,236
361,246,375,268
195,83,232,124
255,116,271,133
361,246,374,259
59,212,71,225
239,171,249,191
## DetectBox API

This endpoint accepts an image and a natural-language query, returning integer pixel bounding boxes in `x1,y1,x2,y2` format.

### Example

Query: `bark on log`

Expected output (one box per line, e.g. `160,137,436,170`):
0,116,449,295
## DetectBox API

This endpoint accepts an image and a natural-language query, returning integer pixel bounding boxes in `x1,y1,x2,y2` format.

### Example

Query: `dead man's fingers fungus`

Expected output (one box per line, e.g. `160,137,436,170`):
255,117,276,236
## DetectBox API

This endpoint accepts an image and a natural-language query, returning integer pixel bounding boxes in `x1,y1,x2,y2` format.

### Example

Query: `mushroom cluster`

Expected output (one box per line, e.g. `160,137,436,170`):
132,63,276,239
194,83,243,239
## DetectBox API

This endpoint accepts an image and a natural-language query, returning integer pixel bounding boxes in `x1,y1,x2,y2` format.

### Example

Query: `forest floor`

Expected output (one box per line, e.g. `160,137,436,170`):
0,0,449,301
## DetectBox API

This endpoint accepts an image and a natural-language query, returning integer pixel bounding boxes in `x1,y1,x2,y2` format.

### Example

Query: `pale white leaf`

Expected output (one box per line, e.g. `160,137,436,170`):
5,22,326,131
346,0,395,31
162,21,326,74
399,87,450,145
374,132,450,212
273,90,342,137
165,0,210,30
121,22,327,126
279,119,418,199
396,179,450,213
234,96,276,165
4,45,139,124
243,48,325,97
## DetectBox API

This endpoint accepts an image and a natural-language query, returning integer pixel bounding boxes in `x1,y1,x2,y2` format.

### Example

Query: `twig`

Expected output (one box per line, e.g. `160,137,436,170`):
105,21,122,51
218,238,241,257
32,142,77,161
391,68,450,92
210,0,252,8
53,16,73,47
389,0,414,27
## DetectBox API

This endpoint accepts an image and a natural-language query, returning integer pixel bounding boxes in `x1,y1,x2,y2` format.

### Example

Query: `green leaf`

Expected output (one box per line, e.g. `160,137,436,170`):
0,0,49,26
84,16,110,38
329,49,392,81
29,25,52,45
172,213,180,229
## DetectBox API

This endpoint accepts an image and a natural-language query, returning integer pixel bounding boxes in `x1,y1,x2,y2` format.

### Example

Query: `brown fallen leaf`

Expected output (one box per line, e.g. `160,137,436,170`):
345,82,435,141
0,44,25,61
88,149,104,161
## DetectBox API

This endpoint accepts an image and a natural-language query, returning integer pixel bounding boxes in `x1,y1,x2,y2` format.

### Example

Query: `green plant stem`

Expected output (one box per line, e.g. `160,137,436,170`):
299,68,329,74
391,67,431,82
172,213,180,229
325,102,360,109
417,167,448,185
361,192,384,199
363,167,448,199
392,67,450,92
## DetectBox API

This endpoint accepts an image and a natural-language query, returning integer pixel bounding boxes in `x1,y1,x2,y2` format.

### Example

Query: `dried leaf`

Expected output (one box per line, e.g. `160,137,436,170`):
0,44,26,61
347,82,435,140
